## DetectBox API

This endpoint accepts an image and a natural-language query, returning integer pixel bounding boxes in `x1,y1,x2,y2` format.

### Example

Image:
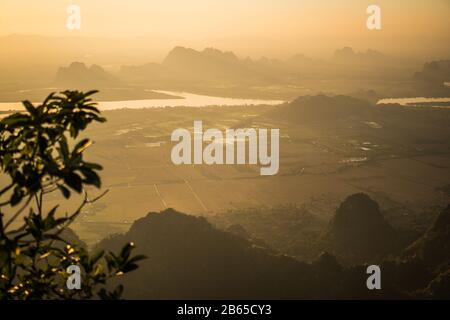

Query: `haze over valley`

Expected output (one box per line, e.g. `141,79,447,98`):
1,0,449,300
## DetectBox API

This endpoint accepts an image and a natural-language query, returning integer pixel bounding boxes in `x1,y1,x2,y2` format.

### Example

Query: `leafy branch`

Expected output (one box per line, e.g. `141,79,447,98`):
0,90,145,300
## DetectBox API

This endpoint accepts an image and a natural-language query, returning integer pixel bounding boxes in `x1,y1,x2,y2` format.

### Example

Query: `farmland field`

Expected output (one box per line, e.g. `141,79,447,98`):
3,104,442,244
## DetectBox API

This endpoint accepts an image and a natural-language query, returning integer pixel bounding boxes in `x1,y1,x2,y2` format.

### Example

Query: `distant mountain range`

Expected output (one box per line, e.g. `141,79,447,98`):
118,46,402,84
54,47,425,95
332,47,392,65
414,60,450,84
118,46,284,86
413,60,450,96
1,35,445,101
55,62,119,88
51,62,181,101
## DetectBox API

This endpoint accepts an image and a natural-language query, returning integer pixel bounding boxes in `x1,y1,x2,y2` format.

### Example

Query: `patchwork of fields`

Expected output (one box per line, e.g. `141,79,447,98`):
3,105,449,244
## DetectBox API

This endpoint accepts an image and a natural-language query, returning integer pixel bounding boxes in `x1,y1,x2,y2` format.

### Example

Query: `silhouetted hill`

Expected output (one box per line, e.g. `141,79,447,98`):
347,89,382,104
163,46,240,67
225,224,250,239
163,46,255,81
209,205,326,262
403,205,450,270
395,204,450,298
414,60,450,84
323,193,400,264
413,60,450,96
55,62,119,88
421,268,450,299
96,208,399,299
119,46,262,86
97,208,312,299
332,47,390,65
92,203,450,299
114,45,422,98
279,95,373,123
52,61,181,101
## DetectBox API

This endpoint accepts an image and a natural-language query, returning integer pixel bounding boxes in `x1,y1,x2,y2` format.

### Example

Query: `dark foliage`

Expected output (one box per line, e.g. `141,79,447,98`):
0,91,145,299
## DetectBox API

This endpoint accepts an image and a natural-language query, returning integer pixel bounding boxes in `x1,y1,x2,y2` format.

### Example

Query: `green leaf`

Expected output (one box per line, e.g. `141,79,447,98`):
42,92,56,106
80,167,101,188
127,254,147,264
58,136,70,159
64,173,83,192
72,138,93,156
10,188,24,206
23,100,37,117
84,90,99,98
121,262,139,273
90,249,105,265
84,162,103,170
113,285,124,298
43,206,59,230
120,242,135,260
1,113,30,126
58,185,71,199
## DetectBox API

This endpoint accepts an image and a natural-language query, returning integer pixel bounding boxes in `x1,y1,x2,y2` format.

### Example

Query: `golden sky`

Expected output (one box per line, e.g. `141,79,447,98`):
0,0,449,58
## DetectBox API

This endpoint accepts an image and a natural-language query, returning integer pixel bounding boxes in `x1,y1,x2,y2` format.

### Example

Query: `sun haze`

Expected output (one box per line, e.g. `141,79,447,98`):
0,0,449,58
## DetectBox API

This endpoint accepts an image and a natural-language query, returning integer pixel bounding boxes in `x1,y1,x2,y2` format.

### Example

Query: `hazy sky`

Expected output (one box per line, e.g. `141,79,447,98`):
0,0,449,58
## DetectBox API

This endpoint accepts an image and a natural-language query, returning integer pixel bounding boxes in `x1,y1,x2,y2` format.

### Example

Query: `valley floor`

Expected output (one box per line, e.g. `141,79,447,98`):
20,104,446,245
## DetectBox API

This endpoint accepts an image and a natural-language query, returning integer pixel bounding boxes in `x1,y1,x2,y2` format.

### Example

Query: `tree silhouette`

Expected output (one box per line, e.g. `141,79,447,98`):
0,90,145,299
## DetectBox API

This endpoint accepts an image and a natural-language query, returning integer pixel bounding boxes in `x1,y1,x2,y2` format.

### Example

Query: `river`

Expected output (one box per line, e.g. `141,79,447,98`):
0,91,284,112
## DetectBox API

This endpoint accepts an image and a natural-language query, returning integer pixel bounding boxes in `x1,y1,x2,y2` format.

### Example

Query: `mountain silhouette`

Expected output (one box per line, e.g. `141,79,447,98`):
114,45,413,98
119,46,260,86
163,46,254,81
403,205,450,270
97,208,385,299
55,62,119,88
414,60,450,84
97,208,314,299
93,203,448,299
279,94,372,123
413,60,450,96
347,89,382,104
323,193,400,264
332,47,390,65
163,46,240,67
